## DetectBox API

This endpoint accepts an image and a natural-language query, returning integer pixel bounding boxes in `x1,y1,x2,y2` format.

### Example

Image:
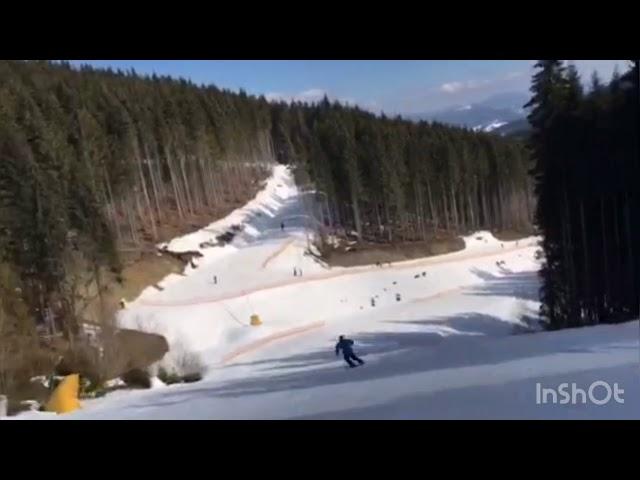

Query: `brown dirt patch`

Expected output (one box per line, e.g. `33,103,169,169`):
83,170,270,325
325,236,465,268
491,229,536,242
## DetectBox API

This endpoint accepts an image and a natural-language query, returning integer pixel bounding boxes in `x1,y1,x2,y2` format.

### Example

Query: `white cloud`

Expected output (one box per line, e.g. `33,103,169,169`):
440,81,465,93
265,92,286,102
264,88,379,114
440,79,491,94
297,88,327,102
265,88,328,104
422,61,627,114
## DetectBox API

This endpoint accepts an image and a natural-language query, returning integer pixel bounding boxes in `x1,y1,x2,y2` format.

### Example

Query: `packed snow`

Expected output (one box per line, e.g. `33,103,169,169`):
11,165,640,420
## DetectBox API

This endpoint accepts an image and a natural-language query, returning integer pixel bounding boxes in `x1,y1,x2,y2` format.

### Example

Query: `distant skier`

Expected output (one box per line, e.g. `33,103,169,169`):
335,335,365,368
281,221,285,231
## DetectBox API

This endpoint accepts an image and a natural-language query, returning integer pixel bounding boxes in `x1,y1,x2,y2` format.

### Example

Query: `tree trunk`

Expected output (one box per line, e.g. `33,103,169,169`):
426,178,438,232
135,143,157,240
624,194,635,308
143,143,163,223
481,182,490,228
497,183,506,231
179,154,194,216
441,179,450,232
579,200,592,323
600,196,610,313
467,189,476,231
375,204,383,241
102,166,121,244
414,180,427,241
350,186,362,241
383,199,392,242
124,197,138,245
613,194,622,306
165,148,184,219
450,185,459,232
562,187,577,324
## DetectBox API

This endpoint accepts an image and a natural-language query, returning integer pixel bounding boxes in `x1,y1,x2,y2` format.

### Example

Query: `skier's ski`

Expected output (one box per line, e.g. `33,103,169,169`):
344,363,365,370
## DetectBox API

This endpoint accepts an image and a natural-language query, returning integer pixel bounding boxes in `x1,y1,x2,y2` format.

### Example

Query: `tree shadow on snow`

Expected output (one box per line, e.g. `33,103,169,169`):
125,312,636,413
468,268,540,302
230,190,326,246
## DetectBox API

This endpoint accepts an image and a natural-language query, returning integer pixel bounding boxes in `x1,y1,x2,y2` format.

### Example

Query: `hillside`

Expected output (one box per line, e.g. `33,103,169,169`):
12,166,638,420
406,92,529,132
0,60,534,351
493,117,531,138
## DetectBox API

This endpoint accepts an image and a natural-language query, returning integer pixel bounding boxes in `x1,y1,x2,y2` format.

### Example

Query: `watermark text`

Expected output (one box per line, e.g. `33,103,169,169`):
536,381,624,405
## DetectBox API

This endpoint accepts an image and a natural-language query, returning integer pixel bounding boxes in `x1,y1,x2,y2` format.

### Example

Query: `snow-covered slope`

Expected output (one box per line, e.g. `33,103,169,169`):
12,165,640,420
473,120,508,132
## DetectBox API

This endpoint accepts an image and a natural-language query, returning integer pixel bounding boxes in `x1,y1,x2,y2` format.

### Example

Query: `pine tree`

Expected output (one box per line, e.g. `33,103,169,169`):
0,60,536,337
529,59,639,329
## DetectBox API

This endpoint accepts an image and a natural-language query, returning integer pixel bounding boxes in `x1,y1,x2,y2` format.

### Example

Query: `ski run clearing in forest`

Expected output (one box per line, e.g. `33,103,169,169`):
12,165,640,420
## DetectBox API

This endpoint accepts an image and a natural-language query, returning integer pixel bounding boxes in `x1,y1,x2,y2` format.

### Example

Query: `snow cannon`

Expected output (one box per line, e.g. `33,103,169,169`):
45,374,81,414
250,314,262,326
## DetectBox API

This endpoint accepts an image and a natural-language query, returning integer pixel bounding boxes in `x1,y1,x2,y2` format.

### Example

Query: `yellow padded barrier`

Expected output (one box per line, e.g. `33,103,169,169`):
45,374,81,414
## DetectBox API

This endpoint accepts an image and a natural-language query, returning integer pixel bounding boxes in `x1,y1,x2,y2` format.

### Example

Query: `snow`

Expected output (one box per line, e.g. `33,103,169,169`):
483,120,509,132
473,120,509,133
9,165,640,420
159,165,297,254
104,378,126,389
150,377,167,389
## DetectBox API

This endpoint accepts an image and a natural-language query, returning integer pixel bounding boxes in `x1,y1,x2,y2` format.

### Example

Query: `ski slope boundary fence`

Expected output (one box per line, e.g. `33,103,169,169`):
220,321,326,364
139,242,537,308
261,238,296,269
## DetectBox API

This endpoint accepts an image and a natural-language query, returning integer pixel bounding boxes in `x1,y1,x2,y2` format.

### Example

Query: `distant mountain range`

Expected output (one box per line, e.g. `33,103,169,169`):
492,117,531,138
405,92,532,137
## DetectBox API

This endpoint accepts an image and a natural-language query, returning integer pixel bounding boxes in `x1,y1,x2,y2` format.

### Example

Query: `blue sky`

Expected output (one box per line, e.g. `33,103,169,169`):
68,60,625,114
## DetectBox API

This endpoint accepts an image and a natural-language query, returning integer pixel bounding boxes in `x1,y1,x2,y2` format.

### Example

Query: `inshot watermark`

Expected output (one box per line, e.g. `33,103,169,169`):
536,381,625,406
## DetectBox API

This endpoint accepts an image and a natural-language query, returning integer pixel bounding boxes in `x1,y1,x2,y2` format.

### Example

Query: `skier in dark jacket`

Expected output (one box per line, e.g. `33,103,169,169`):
335,335,365,368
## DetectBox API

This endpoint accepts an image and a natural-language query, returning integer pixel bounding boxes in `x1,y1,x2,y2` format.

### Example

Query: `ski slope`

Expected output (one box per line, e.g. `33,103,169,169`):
15,164,640,420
